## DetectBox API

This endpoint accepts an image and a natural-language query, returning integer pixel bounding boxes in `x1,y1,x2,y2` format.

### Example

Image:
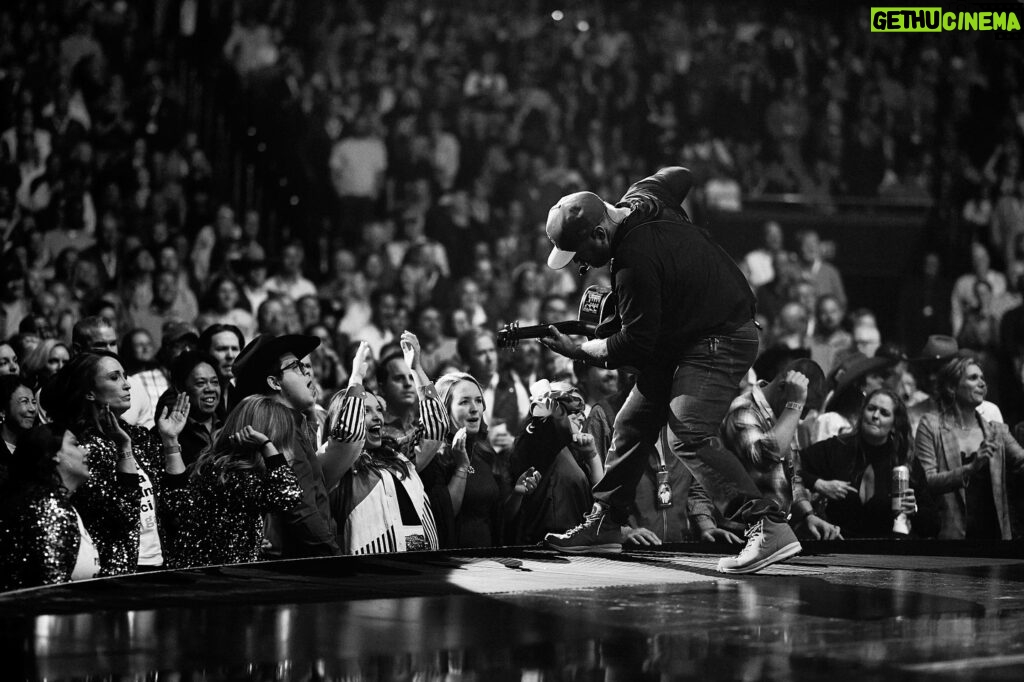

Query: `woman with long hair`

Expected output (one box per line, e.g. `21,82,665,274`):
41,351,190,575
0,424,100,590
323,335,447,554
171,396,303,568
421,372,540,549
1,376,38,480
19,339,70,390
800,388,937,538
914,356,1024,539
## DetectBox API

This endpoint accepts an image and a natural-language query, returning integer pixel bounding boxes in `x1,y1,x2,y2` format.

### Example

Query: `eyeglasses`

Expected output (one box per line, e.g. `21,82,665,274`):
281,360,313,376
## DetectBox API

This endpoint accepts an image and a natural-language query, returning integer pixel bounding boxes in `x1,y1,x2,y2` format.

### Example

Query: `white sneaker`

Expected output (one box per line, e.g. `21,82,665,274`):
717,518,801,574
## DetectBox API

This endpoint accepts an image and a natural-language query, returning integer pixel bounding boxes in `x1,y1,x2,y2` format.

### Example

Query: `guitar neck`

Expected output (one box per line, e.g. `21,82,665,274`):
505,320,597,342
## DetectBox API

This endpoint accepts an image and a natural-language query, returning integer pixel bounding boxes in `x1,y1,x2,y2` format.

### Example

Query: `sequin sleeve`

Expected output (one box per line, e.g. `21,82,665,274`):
417,384,450,443
259,456,304,513
72,432,143,576
28,492,79,586
0,490,80,591
215,457,304,514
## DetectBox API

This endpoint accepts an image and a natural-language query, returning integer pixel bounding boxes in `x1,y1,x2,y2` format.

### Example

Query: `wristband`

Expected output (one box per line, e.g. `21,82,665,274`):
163,444,181,453
260,439,274,452
784,402,805,413
118,449,134,460
456,465,475,475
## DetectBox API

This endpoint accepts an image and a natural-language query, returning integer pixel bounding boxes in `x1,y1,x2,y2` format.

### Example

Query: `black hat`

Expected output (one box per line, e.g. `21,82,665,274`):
825,354,896,411
233,334,320,399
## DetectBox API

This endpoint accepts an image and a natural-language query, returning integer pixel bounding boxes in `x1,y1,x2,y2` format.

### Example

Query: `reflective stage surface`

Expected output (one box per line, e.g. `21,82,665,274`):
2,541,1024,680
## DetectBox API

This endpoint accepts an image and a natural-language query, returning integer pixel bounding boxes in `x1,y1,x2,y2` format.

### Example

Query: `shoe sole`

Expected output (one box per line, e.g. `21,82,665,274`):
717,541,802,574
546,543,623,555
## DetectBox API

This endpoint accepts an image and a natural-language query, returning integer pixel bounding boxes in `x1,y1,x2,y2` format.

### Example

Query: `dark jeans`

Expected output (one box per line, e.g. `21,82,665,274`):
594,320,783,526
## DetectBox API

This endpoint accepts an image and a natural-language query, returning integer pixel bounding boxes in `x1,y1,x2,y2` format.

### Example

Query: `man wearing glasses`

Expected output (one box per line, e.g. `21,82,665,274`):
233,333,341,558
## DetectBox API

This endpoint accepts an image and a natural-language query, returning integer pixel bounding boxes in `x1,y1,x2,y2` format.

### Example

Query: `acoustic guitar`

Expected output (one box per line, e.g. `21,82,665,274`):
497,285,617,349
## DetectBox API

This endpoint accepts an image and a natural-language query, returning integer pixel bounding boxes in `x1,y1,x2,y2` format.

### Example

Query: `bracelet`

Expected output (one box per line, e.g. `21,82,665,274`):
456,465,475,475
163,444,181,454
118,449,134,460
259,439,274,451
784,402,805,413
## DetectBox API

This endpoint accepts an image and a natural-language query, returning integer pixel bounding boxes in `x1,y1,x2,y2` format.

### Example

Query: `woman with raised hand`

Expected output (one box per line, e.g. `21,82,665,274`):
914,356,1024,539
323,333,447,554
0,424,100,590
423,372,542,549
171,396,304,567
155,350,224,468
41,351,190,575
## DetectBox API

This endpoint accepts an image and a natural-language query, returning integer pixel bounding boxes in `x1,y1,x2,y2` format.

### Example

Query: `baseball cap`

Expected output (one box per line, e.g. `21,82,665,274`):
545,191,607,270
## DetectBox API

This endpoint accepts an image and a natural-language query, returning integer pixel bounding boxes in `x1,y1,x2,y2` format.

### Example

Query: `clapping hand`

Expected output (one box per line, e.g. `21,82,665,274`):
452,427,470,467
97,403,131,450
514,467,541,495
400,331,422,372
157,392,190,441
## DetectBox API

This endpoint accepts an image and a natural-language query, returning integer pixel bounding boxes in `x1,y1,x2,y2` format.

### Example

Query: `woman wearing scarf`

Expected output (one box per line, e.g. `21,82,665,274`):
324,333,447,554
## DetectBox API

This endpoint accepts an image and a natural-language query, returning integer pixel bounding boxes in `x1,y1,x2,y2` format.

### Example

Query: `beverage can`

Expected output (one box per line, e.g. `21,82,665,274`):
891,465,910,512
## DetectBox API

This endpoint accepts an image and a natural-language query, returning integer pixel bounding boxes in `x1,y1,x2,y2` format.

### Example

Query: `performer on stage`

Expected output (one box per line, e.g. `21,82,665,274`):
539,166,802,573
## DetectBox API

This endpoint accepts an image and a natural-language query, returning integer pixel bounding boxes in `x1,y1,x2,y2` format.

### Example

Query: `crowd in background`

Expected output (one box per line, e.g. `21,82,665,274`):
1,1,1024,590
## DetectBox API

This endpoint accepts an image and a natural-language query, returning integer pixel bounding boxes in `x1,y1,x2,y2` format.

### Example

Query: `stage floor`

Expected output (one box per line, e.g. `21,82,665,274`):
2,541,1024,680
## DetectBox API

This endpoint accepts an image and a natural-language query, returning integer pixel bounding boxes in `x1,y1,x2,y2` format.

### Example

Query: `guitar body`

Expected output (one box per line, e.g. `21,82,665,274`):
497,285,618,349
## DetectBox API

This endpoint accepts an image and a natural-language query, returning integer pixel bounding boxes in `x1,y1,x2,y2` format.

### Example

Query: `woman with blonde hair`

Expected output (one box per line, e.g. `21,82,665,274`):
19,338,70,389
915,355,1024,539
422,372,540,548
171,395,303,568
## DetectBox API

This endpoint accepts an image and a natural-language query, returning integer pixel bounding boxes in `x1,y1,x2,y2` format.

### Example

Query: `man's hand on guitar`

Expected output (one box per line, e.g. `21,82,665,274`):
538,326,581,360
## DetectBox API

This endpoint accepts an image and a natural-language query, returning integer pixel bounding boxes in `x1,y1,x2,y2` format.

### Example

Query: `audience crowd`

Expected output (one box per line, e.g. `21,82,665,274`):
2,1,1024,591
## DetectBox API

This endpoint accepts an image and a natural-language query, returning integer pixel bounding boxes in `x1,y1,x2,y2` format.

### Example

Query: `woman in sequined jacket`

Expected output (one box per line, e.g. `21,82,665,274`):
170,395,304,568
41,351,189,576
0,424,99,591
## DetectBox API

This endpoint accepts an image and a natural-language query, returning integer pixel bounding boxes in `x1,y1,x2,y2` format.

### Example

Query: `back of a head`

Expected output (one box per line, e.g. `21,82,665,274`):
219,395,295,452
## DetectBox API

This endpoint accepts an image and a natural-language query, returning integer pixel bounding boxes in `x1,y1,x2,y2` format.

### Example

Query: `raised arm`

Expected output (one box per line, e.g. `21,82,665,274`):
401,330,450,471
318,341,371,490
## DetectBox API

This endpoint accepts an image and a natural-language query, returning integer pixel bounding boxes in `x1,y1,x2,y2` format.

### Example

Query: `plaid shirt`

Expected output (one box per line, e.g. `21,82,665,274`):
721,382,811,513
